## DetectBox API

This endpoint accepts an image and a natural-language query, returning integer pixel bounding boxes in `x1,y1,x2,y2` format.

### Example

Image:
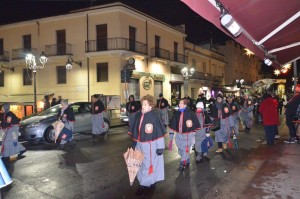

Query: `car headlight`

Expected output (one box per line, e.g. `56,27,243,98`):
27,122,41,128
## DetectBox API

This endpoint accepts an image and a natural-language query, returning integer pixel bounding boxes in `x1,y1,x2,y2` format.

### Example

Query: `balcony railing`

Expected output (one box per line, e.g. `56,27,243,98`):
191,71,213,81
86,38,147,55
213,75,223,83
45,43,73,56
151,48,170,60
170,52,187,63
0,51,9,62
12,48,37,60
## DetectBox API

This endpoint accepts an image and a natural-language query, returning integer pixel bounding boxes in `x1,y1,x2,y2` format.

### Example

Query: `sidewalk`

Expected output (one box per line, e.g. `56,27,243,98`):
203,117,300,199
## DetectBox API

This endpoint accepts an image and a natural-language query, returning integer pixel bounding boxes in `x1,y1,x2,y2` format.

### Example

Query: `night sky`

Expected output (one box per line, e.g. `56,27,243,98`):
0,0,230,45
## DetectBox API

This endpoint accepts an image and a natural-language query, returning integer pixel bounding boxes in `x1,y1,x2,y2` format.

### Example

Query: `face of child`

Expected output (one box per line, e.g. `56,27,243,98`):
232,106,236,111
224,107,229,113
179,100,186,109
142,100,152,113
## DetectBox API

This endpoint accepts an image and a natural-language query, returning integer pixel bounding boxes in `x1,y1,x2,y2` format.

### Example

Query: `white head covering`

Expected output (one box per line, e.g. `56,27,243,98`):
196,101,204,109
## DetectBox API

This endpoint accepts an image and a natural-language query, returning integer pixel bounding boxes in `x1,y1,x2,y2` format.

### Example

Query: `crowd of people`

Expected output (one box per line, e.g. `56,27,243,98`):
127,84,300,195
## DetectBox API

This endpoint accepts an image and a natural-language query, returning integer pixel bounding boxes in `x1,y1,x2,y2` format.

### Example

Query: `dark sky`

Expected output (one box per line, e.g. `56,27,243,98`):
0,0,230,45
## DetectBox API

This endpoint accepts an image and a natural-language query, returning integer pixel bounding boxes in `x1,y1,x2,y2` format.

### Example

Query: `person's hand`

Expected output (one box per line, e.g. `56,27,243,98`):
156,149,164,155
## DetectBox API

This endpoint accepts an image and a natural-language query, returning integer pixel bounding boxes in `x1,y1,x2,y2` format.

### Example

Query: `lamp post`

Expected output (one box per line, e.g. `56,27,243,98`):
25,52,48,113
181,66,195,98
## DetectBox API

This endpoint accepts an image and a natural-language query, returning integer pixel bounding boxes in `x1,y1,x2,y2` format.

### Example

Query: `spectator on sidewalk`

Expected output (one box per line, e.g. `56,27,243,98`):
284,84,300,143
156,93,170,126
259,93,279,145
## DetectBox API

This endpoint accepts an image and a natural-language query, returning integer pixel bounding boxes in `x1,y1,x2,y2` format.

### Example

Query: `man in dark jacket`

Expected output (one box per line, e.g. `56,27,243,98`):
284,84,300,143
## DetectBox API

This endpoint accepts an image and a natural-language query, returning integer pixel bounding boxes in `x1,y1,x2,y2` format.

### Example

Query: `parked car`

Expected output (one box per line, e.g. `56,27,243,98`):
19,102,110,143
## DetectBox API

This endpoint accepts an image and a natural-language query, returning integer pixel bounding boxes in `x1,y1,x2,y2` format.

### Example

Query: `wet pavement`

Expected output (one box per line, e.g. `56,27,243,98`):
2,116,300,199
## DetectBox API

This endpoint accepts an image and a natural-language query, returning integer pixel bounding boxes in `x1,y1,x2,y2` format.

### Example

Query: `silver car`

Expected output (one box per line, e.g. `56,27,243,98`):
19,102,110,143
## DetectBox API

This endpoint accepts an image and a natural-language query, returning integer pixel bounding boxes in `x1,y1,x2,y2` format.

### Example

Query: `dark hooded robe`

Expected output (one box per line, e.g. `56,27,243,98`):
128,109,166,187
168,108,200,165
91,99,106,135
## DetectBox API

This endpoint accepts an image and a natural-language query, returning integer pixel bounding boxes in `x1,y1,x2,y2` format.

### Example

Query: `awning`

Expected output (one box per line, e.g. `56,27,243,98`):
181,0,300,67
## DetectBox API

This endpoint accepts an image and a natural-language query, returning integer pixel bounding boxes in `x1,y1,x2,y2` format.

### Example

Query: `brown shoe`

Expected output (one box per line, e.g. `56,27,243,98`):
222,143,227,149
216,148,223,153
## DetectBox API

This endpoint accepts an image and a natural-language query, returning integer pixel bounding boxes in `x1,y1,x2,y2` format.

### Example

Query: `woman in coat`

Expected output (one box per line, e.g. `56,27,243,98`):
194,101,212,163
1,103,26,172
210,93,234,153
57,99,75,149
227,95,241,136
259,93,279,145
169,99,200,172
128,94,166,195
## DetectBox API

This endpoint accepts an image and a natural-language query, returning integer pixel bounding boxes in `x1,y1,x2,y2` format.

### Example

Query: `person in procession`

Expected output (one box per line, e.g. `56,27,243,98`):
128,94,166,195
90,94,106,142
156,93,170,126
194,101,212,163
210,93,234,153
126,95,141,126
0,103,26,172
284,84,300,143
259,93,279,145
227,95,241,136
57,99,75,149
239,93,254,133
169,99,201,172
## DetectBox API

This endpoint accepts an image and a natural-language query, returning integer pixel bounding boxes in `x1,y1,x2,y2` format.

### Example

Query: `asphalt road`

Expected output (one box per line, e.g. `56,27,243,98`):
1,121,292,199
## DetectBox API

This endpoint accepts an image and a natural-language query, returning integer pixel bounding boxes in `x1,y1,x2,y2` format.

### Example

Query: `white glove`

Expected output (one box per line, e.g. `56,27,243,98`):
206,133,210,137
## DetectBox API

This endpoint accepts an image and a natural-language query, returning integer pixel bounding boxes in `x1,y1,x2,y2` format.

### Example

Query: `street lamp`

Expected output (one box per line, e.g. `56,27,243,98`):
25,52,48,113
235,78,244,88
181,66,195,97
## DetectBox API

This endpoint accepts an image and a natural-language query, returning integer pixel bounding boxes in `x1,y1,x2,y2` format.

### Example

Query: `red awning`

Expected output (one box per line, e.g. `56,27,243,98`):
181,0,300,67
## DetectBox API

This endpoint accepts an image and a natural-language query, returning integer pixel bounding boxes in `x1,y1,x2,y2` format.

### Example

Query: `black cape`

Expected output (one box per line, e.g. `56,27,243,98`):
58,106,75,121
1,111,19,129
129,109,166,142
168,108,200,134
126,101,141,114
91,100,105,114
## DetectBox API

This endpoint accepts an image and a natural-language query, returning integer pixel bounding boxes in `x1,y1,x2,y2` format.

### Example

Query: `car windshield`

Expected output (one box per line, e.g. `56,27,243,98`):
38,105,61,116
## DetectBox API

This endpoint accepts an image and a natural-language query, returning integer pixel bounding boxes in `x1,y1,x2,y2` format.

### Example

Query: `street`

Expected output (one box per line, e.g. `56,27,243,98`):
2,118,300,199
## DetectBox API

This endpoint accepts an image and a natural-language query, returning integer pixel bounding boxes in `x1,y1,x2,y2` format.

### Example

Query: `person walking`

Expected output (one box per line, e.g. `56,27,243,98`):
259,93,279,145
57,99,75,149
128,94,166,196
157,93,170,126
284,84,300,143
169,99,200,172
227,95,241,136
194,101,212,163
239,93,254,133
0,103,26,173
126,95,141,126
90,94,106,141
210,93,234,153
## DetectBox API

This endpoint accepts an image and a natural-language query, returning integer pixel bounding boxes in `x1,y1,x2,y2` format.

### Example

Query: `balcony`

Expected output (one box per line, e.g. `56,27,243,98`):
12,48,37,60
151,48,170,60
45,43,73,56
0,51,9,62
86,38,147,55
170,52,187,63
191,71,213,81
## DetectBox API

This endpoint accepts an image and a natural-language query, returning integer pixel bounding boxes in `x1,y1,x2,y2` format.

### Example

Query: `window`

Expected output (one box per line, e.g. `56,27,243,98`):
155,35,160,57
0,71,4,87
0,38,3,55
174,42,178,61
56,30,66,55
192,59,196,67
129,26,136,51
203,62,207,72
96,24,108,51
23,34,31,51
23,69,32,85
57,66,66,84
96,62,108,82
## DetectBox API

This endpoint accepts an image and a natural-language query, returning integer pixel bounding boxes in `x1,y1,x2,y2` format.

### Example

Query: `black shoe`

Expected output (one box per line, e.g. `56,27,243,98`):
178,165,185,172
58,144,64,150
136,185,146,196
203,156,210,161
18,149,27,158
150,183,156,191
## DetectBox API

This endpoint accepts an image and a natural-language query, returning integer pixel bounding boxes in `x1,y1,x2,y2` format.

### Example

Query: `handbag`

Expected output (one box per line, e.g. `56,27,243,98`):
211,118,220,131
